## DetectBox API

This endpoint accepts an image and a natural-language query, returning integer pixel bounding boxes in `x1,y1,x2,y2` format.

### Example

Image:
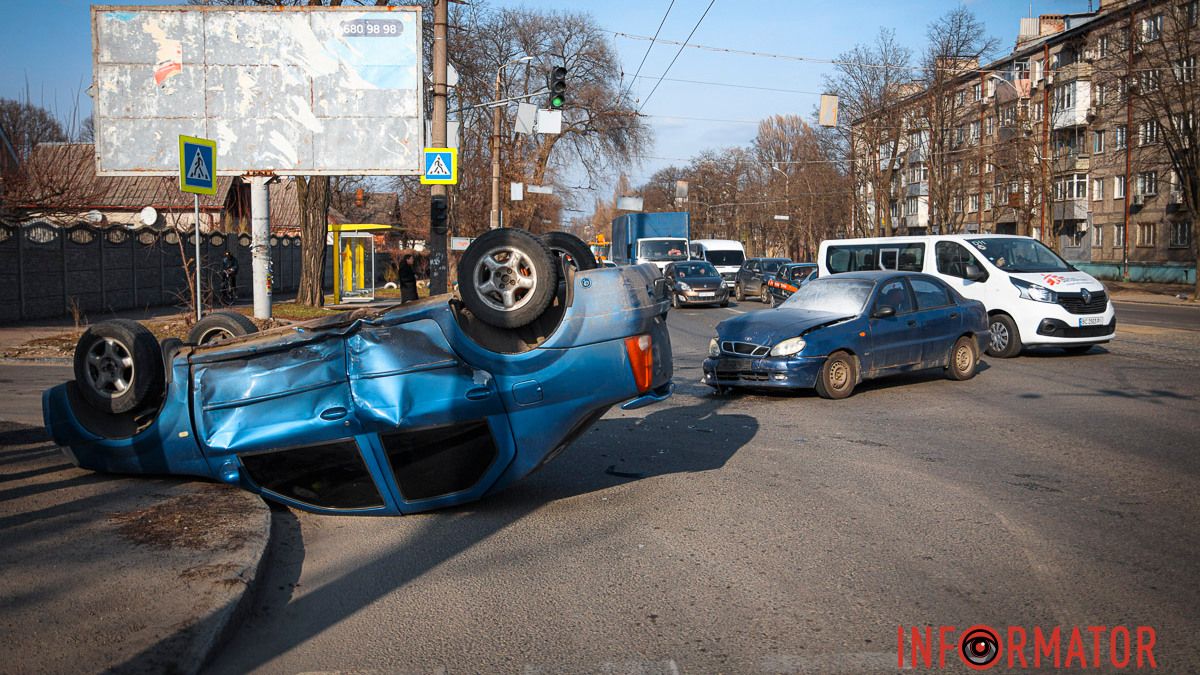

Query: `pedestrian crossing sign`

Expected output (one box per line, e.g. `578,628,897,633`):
178,135,217,195
420,147,457,185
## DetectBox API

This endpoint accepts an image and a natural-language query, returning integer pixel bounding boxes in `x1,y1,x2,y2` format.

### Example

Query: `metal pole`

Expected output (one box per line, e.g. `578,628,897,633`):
250,176,271,319
429,0,449,295
194,194,201,322
491,70,502,230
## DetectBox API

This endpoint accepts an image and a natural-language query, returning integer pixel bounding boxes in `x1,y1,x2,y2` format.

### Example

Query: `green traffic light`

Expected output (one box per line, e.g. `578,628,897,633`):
551,95,564,109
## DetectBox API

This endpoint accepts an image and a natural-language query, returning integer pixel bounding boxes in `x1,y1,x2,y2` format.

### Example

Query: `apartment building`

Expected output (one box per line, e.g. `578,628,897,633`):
851,0,1197,282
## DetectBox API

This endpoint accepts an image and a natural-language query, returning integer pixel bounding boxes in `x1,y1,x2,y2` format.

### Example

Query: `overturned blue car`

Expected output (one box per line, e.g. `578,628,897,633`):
44,230,673,515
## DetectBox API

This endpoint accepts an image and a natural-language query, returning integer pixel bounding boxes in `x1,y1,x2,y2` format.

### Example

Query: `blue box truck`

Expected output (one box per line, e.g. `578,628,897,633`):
610,212,691,272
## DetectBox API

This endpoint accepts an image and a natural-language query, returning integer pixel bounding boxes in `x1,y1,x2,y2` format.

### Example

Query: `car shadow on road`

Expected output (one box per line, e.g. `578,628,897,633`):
714,361,994,400
194,396,755,673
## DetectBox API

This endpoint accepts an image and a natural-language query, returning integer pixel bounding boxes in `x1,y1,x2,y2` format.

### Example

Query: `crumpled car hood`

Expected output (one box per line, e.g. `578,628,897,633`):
716,309,852,346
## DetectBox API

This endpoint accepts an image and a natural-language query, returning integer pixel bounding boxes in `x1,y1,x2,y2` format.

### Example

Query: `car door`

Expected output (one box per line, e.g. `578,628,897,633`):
906,276,960,366
934,241,988,304
739,260,757,290
867,279,921,371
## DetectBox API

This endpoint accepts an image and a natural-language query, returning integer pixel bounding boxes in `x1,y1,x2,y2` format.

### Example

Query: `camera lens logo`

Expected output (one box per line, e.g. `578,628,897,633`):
960,625,1001,670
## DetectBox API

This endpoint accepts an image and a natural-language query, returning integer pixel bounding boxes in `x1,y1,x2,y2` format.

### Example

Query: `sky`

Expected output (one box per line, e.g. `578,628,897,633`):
0,0,1094,210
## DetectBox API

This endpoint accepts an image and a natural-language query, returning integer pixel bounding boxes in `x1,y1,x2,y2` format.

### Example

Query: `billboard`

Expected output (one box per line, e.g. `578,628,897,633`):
92,5,423,176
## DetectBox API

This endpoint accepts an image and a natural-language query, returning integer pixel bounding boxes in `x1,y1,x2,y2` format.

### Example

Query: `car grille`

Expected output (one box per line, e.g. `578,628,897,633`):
1057,290,1107,314
736,372,769,381
721,340,770,357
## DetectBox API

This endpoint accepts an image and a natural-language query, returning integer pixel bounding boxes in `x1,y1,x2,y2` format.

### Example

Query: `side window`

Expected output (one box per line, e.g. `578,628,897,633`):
746,260,758,272
240,441,384,510
898,243,925,271
827,246,877,273
935,241,978,279
875,280,915,314
827,248,851,273
910,277,952,309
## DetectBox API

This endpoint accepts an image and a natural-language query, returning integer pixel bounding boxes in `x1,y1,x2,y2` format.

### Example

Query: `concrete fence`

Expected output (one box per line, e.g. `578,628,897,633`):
0,220,381,323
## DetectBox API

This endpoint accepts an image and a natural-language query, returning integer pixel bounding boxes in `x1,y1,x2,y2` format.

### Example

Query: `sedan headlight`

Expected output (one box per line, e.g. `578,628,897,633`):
677,282,691,292
770,337,807,357
1010,277,1057,303
708,338,721,357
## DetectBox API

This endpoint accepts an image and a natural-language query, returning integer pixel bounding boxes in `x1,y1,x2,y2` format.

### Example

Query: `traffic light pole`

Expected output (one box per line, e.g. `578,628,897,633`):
490,71,502,230
429,0,449,295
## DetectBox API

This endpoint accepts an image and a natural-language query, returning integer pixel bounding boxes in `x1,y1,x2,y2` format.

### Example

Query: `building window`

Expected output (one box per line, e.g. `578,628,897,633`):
968,194,980,212
1175,112,1196,135
953,196,964,213
1095,83,1108,106
1067,226,1086,248
1114,175,1126,199
1138,120,1159,146
972,83,982,101
1114,125,1127,149
1033,59,1044,82
956,90,966,106
1136,222,1155,247
1093,129,1105,153
1140,15,1163,43
1055,173,1088,200
1092,177,1105,201
1033,101,1044,119
984,191,993,210
986,78,996,98
1093,224,1104,248
1115,223,1126,247
1175,56,1197,83
1171,222,1193,247
1139,69,1161,92
1188,0,1199,27
970,120,981,142
1098,35,1110,58
1137,171,1158,196
1053,81,1076,112
985,116,995,135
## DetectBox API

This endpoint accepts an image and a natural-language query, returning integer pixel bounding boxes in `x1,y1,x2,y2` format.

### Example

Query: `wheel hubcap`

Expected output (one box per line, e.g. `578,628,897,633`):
990,322,1009,352
474,246,538,313
85,337,134,398
829,361,849,390
198,327,236,345
956,345,972,371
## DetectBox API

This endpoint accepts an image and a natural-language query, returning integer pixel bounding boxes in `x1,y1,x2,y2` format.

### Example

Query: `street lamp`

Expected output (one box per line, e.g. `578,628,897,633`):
491,55,535,230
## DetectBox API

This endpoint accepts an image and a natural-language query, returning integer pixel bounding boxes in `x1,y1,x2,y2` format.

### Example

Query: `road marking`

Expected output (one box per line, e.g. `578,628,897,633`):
523,659,680,674
762,651,903,673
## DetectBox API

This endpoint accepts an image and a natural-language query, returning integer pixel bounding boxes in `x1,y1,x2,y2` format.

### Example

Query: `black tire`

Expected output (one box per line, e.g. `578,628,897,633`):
814,351,857,400
459,228,558,329
73,319,164,414
188,311,259,346
540,231,599,271
946,336,979,381
987,313,1022,358
735,284,745,301
1063,345,1093,355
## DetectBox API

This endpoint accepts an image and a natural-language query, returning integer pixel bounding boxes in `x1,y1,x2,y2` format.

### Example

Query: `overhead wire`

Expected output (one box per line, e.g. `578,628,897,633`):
623,0,676,100
637,0,718,112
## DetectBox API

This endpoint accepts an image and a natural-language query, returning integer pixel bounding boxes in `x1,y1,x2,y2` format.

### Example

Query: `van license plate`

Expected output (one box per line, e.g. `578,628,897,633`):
1078,316,1103,327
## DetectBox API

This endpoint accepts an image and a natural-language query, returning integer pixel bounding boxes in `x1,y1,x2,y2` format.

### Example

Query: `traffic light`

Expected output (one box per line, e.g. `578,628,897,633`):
430,194,448,234
548,66,567,110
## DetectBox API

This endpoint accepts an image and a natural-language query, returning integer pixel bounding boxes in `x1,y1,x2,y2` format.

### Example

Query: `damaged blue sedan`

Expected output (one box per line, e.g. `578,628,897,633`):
43,230,673,515
703,271,988,399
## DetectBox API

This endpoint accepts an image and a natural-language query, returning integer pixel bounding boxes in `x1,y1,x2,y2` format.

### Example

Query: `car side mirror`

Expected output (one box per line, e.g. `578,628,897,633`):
873,305,896,318
965,263,987,281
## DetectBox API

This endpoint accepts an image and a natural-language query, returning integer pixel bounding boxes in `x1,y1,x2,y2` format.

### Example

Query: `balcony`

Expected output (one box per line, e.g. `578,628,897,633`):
906,182,929,197
1052,80,1093,129
1051,199,1089,221
994,78,1031,104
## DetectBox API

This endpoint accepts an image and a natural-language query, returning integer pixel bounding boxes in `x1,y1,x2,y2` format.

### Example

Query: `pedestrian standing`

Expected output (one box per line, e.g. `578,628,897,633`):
398,254,418,303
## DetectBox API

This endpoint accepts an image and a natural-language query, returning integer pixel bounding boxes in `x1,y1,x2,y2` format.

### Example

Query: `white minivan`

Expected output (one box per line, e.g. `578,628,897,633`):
689,239,746,288
817,235,1116,357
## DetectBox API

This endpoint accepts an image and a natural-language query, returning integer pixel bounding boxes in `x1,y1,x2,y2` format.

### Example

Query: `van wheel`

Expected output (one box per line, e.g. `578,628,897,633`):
987,314,1022,358
814,351,857,400
946,336,978,381
73,319,164,414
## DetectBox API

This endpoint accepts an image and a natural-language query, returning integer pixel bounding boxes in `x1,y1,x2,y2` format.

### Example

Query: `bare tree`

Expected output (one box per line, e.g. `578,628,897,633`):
1123,0,1199,296
825,29,913,237
918,7,999,235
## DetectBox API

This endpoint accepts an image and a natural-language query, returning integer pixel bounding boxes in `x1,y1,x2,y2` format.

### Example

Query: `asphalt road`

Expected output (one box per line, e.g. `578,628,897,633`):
190,300,1200,674
1113,300,1200,332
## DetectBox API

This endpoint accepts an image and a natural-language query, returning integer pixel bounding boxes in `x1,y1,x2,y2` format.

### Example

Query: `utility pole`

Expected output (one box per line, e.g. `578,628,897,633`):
490,73,502,229
429,0,449,295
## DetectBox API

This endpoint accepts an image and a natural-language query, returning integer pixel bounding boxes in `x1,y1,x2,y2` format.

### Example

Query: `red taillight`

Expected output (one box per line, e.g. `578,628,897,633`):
624,334,653,393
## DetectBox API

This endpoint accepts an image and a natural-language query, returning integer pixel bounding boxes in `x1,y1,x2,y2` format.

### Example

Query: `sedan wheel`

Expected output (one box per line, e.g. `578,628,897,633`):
814,351,857,399
946,336,978,381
